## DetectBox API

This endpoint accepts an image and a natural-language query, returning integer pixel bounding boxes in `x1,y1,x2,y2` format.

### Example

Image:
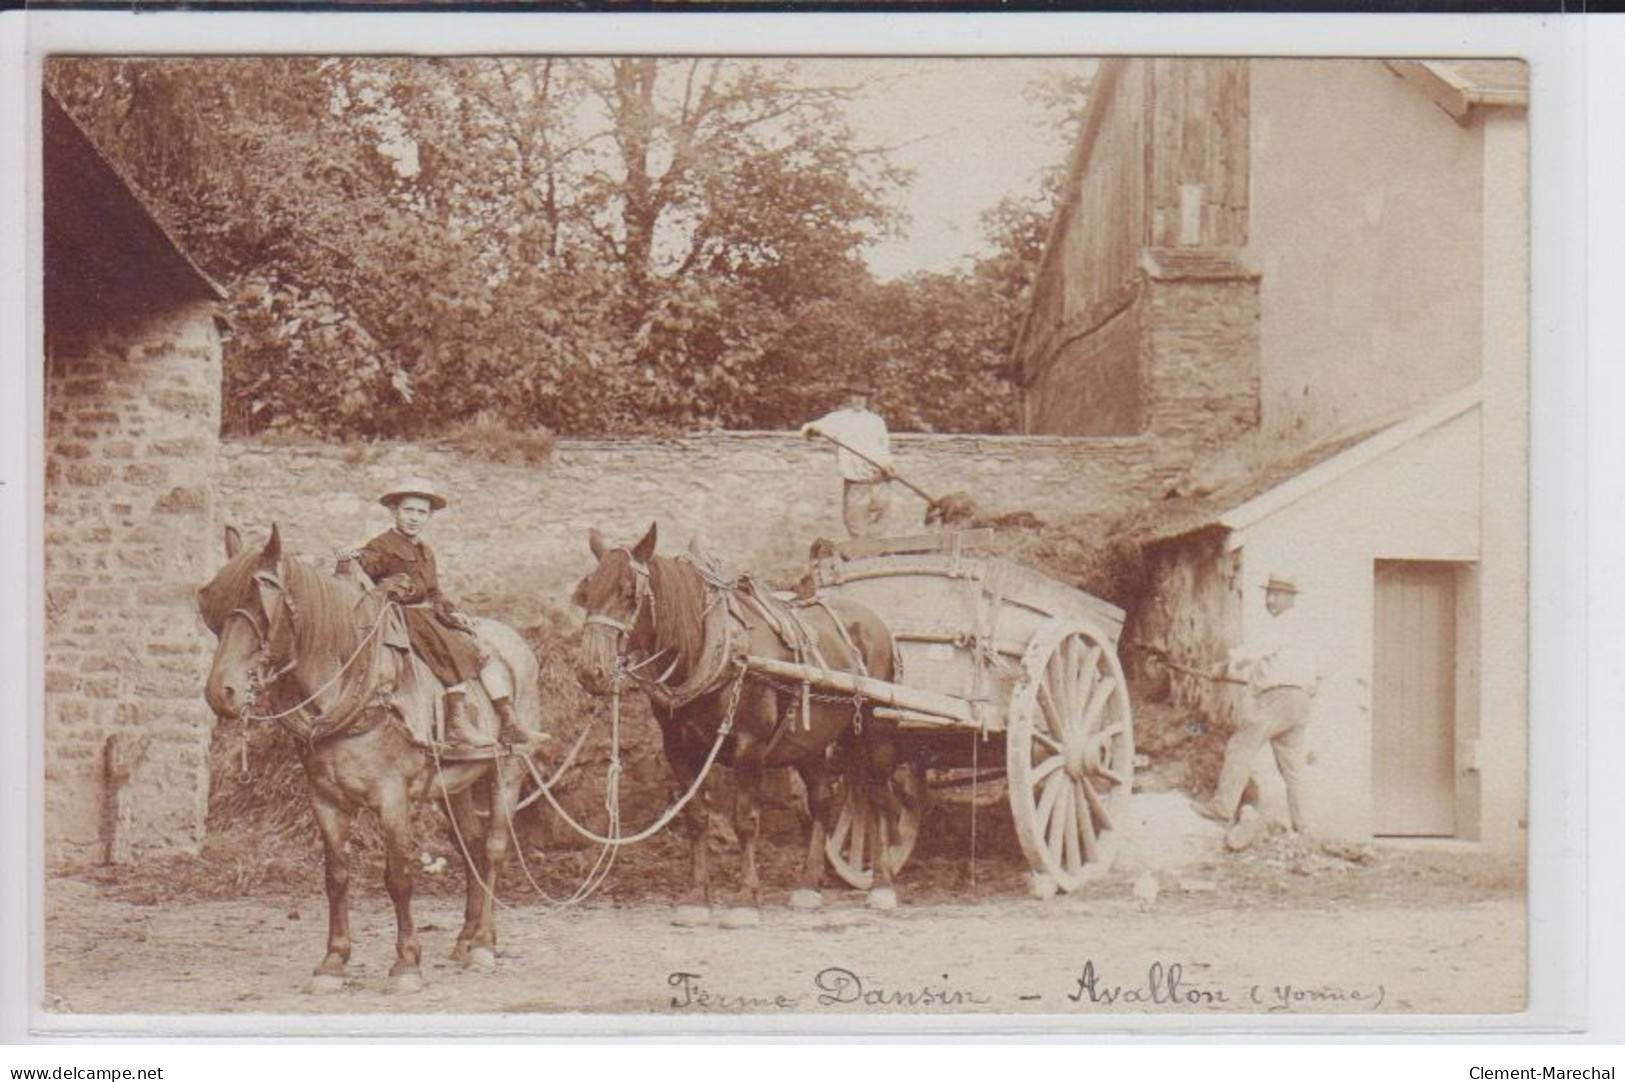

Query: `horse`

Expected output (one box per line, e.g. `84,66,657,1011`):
572,522,903,925
199,524,545,994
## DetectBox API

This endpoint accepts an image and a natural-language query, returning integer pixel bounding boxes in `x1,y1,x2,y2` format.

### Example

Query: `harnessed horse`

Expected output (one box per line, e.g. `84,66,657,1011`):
573,523,904,924
199,524,544,994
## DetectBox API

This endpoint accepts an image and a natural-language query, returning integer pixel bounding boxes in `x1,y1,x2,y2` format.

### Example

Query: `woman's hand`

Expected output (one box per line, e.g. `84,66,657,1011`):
378,573,414,601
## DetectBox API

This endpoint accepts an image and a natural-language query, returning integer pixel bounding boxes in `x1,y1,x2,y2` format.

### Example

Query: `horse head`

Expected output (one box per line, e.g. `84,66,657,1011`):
199,523,292,720
571,522,658,696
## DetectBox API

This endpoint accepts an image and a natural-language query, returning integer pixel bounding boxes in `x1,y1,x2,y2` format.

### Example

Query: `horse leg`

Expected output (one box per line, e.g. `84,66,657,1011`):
720,738,765,929
467,760,517,971
789,758,832,912
378,786,425,993
308,795,353,994
662,719,714,927
442,787,488,965
668,767,714,926
864,725,902,912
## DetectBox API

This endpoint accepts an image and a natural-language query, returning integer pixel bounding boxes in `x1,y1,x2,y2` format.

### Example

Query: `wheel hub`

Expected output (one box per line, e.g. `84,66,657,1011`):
1063,733,1089,780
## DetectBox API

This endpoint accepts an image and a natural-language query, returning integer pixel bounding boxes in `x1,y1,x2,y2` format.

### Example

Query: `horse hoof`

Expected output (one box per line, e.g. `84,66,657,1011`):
719,907,762,929
788,889,823,911
449,942,470,964
387,971,425,995
465,947,497,972
671,905,713,928
866,887,899,911
1028,872,1059,900
306,973,345,995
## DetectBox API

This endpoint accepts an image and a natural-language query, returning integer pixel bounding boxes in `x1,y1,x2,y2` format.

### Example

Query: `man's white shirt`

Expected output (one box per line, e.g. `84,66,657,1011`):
1228,607,1319,692
802,408,893,482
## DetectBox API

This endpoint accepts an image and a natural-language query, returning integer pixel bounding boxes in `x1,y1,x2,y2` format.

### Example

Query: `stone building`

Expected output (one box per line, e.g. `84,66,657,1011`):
43,91,225,867
1015,59,1528,845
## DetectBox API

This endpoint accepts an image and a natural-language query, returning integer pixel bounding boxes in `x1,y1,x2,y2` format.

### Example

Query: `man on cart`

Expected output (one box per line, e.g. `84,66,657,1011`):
800,380,895,539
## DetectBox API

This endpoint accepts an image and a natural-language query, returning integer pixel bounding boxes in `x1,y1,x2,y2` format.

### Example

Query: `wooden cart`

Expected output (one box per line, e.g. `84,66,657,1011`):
749,530,1134,894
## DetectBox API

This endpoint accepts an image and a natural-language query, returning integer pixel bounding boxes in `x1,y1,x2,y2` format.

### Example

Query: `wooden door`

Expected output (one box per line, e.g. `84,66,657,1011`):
1372,562,1458,836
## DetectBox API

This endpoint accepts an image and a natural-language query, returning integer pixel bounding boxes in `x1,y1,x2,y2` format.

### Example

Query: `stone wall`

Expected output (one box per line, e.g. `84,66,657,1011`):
218,430,1183,632
1140,250,1262,448
45,301,222,868
1134,533,1245,729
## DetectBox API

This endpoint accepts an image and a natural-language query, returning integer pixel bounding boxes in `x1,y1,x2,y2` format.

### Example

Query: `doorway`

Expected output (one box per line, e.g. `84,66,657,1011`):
1372,561,1461,837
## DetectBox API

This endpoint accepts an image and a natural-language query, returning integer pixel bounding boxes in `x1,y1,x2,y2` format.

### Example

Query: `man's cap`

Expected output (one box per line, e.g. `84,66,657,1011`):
841,379,876,395
379,476,447,511
1262,574,1299,594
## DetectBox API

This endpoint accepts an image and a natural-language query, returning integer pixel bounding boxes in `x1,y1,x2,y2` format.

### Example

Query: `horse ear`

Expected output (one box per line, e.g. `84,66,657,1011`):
588,528,607,561
632,522,658,564
224,525,242,559
260,522,282,567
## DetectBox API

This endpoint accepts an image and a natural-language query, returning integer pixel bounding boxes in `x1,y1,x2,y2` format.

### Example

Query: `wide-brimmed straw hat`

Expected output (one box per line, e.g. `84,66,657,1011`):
841,379,876,395
379,476,447,511
1262,574,1299,594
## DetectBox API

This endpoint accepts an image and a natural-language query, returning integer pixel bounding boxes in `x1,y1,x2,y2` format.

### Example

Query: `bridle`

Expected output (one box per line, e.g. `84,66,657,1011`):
216,561,391,732
581,551,680,689
221,566,300,711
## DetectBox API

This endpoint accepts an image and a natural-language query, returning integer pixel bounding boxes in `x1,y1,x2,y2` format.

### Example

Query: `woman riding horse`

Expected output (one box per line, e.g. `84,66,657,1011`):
200,524,543,993
344,477,527,748
573,523,905,924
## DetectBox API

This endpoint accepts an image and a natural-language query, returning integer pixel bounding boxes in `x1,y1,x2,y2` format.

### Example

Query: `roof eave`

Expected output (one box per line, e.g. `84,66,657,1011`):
1216,381,1484,546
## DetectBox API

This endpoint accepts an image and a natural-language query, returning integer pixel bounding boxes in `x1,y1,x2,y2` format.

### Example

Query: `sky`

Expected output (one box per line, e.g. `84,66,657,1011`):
794,58,1094,280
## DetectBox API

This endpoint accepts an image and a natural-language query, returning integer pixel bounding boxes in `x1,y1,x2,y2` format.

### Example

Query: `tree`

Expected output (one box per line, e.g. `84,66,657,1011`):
46,57,1089,439
48,56,912,438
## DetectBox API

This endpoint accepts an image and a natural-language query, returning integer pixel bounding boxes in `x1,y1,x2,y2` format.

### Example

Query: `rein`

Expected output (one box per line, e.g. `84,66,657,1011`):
229,566,396,748
590,550,731,710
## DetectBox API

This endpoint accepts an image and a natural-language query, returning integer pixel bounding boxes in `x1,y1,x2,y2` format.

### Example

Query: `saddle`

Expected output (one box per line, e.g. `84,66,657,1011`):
663,549,868,727
334,557,486,747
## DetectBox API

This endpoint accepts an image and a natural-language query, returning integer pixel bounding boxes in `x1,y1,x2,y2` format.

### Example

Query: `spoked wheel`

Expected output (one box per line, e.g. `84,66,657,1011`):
823,764,927,890
1007,619,1135,892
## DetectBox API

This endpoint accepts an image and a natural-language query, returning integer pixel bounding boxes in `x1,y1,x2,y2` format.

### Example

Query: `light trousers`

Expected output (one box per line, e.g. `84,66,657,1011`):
1213,686,1313,831
842,479,893,539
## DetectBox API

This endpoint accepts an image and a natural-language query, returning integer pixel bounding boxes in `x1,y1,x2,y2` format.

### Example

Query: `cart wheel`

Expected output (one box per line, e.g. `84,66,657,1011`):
823,764,927,890
1007,619,1135,892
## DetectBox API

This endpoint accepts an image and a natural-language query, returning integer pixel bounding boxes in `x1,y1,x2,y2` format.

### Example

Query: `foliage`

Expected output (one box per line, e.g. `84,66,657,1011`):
46,57,1082,438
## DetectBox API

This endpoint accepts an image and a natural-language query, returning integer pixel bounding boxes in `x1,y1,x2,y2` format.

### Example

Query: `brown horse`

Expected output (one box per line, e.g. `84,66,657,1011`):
573,523,902,924
199,524,544,994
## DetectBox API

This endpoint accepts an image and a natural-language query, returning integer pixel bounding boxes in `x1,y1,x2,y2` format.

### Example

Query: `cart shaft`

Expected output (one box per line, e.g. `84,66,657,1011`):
743,655,974,725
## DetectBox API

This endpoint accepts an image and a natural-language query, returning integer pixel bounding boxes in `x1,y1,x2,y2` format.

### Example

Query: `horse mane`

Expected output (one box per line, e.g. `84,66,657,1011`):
197,548,261,635
198,545,366,666
282,557,369,664
647,554,712,682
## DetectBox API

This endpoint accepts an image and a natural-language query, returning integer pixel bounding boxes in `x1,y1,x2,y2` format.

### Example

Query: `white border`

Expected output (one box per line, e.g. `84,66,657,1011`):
0,9,1600,1043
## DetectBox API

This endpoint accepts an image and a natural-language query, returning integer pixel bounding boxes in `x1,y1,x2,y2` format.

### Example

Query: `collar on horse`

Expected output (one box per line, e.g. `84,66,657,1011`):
589,550,866,714
588,549,742,712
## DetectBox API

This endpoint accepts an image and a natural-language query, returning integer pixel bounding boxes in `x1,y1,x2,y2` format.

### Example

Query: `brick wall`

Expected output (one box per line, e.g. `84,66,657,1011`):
1140,250,1262,448
1023,248,1261,456
45,301,222,868
218,430,1183,632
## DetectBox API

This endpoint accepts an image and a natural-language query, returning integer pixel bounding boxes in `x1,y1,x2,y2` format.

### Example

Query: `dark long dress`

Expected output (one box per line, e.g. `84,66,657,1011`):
355,528,485,687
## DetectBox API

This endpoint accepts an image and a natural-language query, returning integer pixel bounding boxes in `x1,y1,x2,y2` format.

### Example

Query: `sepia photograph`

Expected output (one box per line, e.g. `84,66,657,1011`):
31,46,1532,1026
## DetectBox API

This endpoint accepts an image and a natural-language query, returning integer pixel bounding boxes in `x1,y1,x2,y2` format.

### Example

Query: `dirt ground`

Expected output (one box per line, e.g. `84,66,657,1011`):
42,794,1528,1020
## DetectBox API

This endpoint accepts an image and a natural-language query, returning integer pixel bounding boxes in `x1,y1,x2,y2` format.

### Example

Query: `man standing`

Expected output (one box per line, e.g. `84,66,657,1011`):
800,381,894,539
1191,573,1319,846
